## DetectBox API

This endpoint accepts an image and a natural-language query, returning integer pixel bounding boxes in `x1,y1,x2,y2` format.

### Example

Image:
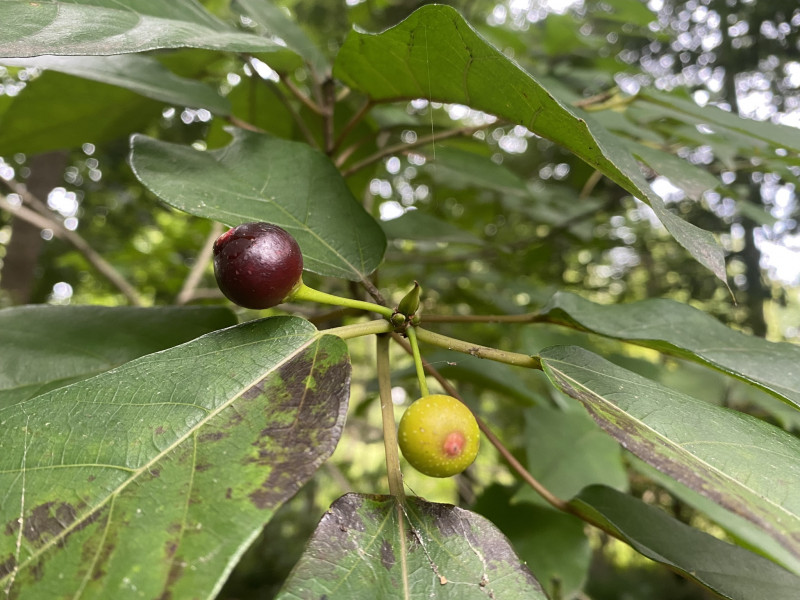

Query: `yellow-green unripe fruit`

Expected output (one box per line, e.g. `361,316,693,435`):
397,394,480,478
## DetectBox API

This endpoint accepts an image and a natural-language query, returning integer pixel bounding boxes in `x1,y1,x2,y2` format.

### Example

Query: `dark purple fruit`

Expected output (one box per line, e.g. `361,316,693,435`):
213,222,303,309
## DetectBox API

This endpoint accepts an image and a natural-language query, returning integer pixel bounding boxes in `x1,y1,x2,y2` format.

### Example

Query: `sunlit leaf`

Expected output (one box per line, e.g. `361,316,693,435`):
276,493,548,599
0,0,287,57
0,305,236,408
0,317,350,599
334,4,727,283
540,345,800,562
536,291,800,409
130,130,386,281
0,55,230,114
571,485,800,600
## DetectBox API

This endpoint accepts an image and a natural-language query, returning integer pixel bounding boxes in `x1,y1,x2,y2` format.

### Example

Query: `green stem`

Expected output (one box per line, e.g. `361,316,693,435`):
406,327,429,396
321,319,391,340
376,334,405,500
414,327,542,370
292,283,394,318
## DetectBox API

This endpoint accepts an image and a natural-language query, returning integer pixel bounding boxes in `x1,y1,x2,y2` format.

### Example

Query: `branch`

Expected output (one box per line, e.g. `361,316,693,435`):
376,334,406,500
0,188,143,305
282,73,324,115
176,221,223,305
413,327,542,369
340,123,492,177
331,99,373,154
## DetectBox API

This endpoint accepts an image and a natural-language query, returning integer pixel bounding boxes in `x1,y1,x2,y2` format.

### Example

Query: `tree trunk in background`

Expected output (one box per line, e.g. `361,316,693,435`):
0,151,68,304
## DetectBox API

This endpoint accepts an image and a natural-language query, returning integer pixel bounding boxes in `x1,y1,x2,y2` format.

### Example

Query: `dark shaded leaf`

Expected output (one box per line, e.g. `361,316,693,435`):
571,485,800,600
276,493,548,599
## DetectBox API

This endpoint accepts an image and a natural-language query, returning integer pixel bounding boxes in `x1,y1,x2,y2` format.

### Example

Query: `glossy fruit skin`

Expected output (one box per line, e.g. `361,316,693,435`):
213,222,303,309
398,394,480,478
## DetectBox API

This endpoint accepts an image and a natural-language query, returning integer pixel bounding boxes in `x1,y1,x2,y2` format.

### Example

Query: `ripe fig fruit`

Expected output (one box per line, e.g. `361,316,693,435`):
398,394,480,478
213,222,303,309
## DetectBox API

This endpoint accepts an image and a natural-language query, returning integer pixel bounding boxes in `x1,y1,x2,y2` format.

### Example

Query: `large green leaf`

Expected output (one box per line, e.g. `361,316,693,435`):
570,485,800,600
0,317,350,599
275,493,548,599
0,0,286,57
539,345,800,562
130,130,387,281
0,71,162,155
0,305,235,408
334,4,727,283
0,55,230,114
536,291,800,409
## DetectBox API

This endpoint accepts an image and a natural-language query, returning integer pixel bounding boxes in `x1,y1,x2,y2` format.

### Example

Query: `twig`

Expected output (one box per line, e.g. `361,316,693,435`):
321,77,336,154
340,123,492,177
242,56,318,147
282,74,324,116
332,99,373,154
225,115,265,133
0,190,143,305
390,333,569,513
413,327,542,369
176,222,223,305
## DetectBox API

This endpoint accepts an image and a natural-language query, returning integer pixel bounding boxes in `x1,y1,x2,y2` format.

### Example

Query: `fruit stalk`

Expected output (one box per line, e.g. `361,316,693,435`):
292,283,394,318
406,326,429,396
376,334,405,500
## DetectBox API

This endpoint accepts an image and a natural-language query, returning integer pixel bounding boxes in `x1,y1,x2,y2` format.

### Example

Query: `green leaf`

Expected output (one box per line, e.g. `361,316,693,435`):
0,305,236,408
129,130,387,281
0,0,286,57
275,493,548,599
0,317,350,599
515,405,628,506
234,0,328,73
537,291,800,409
570,485,800,600
539,345,800,563
0,71,162,155
334,4,727,283
0,55,231,115
381,211,483,245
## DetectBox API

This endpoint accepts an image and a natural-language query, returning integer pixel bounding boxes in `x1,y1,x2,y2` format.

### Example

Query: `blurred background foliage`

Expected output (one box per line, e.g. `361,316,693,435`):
1,0,798,598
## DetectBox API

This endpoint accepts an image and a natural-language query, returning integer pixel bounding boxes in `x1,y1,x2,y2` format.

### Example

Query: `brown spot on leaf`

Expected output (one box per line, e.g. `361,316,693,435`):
225,488,233,499
0,555,16,579
198,431,227,443
8,502,79,544
380,539,395,570
247,343,350,509
155,425,166,435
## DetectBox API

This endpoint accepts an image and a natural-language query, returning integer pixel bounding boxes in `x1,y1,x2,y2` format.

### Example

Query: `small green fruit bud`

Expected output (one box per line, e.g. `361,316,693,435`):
397,281,421,318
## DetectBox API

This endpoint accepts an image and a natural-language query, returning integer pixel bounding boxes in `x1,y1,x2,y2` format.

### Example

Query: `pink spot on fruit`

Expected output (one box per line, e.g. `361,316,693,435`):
442,431,466,457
